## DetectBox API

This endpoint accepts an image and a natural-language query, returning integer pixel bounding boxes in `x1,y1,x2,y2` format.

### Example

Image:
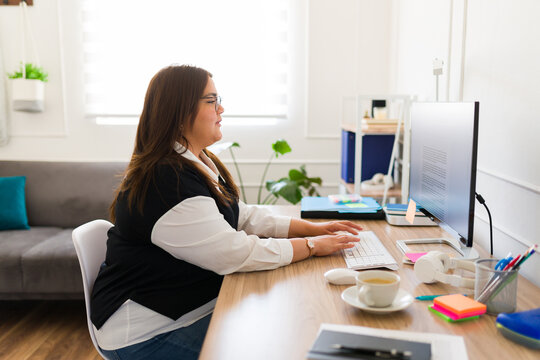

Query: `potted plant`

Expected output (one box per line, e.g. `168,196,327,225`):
7,62,48,112
219,139,322,205
264,164,322,205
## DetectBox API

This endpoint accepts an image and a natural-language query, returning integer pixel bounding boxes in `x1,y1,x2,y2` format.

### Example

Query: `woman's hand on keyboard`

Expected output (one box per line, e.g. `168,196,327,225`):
288,219,363,237
310,221,363,236
310,234,360,256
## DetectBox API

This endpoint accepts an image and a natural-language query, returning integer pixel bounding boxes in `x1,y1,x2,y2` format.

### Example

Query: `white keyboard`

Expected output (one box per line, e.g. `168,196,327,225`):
342,231,399,270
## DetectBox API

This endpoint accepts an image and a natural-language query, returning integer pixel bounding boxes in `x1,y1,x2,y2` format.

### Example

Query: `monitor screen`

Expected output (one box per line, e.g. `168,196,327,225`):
409,102,479,247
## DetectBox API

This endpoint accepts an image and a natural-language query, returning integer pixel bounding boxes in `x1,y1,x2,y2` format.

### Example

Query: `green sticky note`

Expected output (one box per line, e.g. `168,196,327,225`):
428,305,479,323
345,203,368,208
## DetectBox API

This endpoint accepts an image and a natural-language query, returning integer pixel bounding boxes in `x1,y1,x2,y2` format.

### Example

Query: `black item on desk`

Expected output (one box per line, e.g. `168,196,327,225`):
307,330,431,360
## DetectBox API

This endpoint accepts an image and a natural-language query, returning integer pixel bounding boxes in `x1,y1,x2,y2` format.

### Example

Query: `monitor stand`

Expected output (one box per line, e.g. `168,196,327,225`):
385,212,438,226
396,238,480,263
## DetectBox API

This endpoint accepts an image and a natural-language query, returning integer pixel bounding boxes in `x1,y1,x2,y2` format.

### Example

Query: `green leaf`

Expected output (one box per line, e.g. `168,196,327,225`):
265,180,277,191
231,142,240,148
266,178,286,191
307,176,323,185
288,169,307,181
272,139,291,157
269,179,302,204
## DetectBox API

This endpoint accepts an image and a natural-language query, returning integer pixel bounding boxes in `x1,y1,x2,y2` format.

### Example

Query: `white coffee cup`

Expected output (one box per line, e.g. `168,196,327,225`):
356,270,400,308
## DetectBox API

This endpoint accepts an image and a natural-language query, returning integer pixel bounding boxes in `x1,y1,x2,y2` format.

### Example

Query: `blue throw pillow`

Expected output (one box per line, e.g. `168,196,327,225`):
0,176,30,230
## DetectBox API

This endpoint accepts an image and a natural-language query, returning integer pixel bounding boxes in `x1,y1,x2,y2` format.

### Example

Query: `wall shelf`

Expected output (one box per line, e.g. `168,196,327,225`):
340,95,414,204
340,179,402,201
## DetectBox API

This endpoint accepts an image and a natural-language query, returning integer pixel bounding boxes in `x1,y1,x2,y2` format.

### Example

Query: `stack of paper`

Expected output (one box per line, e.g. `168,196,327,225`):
429,294,486,323
328,194,363,204
384,203,425,216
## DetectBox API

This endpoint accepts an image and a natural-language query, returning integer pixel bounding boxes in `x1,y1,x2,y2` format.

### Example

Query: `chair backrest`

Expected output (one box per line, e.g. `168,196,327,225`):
72,219,113,360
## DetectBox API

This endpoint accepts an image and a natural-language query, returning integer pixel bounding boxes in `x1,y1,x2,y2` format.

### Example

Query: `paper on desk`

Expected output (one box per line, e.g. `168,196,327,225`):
319,323,468,360
405,252,428,263
406,199,417,224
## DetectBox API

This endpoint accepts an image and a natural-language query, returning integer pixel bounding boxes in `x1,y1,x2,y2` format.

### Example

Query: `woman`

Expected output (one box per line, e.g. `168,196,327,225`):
91,65,362,360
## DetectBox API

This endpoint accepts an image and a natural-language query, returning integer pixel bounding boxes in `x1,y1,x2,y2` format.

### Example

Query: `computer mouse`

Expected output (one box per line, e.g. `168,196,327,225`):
324,268,358,285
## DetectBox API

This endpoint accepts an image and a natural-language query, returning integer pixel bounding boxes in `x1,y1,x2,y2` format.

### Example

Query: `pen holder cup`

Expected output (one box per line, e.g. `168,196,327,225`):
474,259,518,315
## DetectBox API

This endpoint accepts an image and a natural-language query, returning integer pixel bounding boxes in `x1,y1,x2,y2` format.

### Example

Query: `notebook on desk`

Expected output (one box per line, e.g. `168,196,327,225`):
308,329,431,360
301,196,385,220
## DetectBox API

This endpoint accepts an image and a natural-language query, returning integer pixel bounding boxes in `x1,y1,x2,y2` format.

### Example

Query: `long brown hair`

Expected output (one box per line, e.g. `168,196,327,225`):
110,65,239,222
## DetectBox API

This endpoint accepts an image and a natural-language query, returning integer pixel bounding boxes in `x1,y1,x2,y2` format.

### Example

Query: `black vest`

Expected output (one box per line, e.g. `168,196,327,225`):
90,164,238,329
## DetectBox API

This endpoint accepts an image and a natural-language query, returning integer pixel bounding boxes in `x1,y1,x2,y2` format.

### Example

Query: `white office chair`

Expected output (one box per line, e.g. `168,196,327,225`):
72,219,113,360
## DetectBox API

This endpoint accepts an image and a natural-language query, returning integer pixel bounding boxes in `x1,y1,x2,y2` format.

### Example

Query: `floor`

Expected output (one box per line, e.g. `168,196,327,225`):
0,300,100,360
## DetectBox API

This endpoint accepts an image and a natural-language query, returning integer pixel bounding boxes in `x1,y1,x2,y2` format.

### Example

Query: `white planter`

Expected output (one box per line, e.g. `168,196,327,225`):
11,78,45,113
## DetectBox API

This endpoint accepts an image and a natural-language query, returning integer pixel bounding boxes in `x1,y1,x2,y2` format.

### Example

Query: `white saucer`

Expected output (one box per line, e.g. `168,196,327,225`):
341,287,414,314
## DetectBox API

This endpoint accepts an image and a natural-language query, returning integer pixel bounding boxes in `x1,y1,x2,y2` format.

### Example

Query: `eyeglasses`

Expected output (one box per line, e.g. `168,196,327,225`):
201,95,222,112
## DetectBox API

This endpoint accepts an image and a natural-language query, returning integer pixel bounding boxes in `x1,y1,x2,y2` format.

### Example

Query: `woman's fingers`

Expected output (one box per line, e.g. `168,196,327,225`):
311,234,359,256
342,220,363,230
336,234,360,244
328,221,362,234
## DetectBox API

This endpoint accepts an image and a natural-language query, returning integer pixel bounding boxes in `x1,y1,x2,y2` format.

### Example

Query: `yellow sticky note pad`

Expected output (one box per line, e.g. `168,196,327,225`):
405,199,416,224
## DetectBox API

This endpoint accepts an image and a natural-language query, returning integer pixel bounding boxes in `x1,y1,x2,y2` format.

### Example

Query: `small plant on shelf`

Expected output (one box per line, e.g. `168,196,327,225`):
7,62,48,112
7,62,48,82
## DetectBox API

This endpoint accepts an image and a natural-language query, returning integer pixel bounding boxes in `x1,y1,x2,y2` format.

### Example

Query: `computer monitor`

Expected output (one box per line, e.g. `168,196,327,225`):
409,102,479,255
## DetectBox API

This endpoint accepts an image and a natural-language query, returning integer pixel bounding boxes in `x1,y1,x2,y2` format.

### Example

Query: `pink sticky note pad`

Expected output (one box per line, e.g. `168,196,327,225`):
405,252,428,263
406,199,417,224
432,303,485,320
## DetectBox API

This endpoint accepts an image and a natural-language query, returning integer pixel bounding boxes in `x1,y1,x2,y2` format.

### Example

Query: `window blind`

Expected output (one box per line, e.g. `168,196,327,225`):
81,0,289,123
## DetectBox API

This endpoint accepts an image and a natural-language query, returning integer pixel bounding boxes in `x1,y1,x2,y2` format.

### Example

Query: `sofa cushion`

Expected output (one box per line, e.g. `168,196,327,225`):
21,229,83,294
0,161,126,228
0,227,64,292
0,176,30,230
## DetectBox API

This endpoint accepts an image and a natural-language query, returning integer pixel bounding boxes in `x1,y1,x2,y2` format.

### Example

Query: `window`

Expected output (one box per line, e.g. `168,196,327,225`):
81,0,289,124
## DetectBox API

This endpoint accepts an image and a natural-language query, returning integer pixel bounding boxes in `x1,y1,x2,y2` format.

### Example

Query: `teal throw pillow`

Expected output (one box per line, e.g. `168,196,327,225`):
0,176,30,230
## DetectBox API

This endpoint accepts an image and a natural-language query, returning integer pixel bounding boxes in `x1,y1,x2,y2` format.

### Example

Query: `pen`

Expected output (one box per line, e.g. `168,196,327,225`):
415,294,468,301
487,247,537,301
502,254,521,271
331,344,412,359
514,247,536,269
478,245,538,303
495,252,512,270
478,255,522,303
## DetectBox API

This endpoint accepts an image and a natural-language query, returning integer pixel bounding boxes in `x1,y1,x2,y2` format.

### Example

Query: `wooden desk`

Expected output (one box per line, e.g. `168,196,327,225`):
200,206,540,360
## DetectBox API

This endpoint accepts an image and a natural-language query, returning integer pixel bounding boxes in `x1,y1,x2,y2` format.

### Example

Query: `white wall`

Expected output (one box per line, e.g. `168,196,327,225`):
393,0,540,287
0,0,393,204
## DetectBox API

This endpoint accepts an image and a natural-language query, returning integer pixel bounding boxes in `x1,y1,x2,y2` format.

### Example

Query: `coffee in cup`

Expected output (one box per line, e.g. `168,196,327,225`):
356,270,400,307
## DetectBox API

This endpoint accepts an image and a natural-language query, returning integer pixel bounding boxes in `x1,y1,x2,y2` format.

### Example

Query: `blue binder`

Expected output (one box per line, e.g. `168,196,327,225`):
341,130,355,183
340,130,395,184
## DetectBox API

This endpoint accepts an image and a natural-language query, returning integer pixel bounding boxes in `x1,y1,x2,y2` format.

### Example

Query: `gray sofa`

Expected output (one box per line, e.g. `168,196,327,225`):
0,161,126,299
